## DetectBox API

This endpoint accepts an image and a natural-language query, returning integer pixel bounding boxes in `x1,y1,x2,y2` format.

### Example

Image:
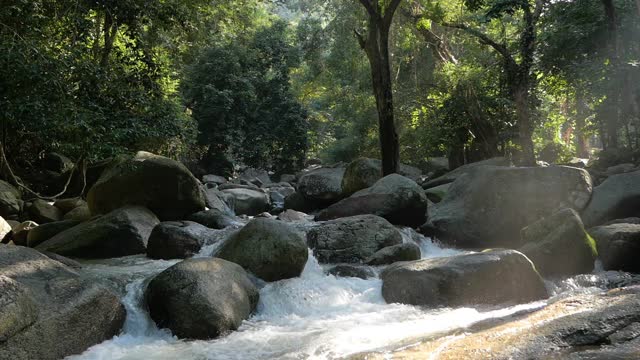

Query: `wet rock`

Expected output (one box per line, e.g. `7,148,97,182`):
188,209,238,229
217,218,308,281
582,170,640,227
590,222,640,272
307,215,403,264
25,219,81,248
519,208,597,277
284,191,317,212
239,167,271,185
317,174,428,227
203,187,235,215
147,221,219,260
0,246,125,360
297,167,345,205
277,209,308,222
36,206,159,258
146,258,259,340
363,287,640,360
87,151,205,221
0,180,21,219
365,243,421,266
202,174,227,186
605,163,637,176
280,174,296,183
380,249,547,307
427,166,593,248
220,188,269,216
328,265,376,279
28,199,63,224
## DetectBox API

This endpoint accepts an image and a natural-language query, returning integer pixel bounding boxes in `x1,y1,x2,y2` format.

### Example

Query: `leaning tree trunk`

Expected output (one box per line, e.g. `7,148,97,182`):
514,83,536,166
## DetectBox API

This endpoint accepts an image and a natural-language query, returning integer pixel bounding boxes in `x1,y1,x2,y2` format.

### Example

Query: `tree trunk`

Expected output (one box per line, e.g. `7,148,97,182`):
514,83,536,166
360,16,400,175
575,88,590,158
601,0,620,149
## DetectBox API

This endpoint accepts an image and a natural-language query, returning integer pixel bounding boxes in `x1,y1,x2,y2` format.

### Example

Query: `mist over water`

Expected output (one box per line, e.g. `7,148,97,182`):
69,232,612,360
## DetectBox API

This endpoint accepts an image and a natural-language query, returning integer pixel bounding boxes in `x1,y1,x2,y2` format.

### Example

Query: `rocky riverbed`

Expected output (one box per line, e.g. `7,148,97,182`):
2,152,640,359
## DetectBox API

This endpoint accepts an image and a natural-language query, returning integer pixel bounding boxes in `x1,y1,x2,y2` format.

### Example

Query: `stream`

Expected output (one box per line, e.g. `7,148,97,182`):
67,228,623,360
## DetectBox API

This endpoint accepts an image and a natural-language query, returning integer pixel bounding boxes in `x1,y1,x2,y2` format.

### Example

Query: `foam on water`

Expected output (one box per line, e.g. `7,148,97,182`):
68,233,603,360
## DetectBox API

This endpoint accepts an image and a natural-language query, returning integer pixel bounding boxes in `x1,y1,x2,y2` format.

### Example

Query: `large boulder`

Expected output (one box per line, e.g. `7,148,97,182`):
147,221,218,259
220,188,269,216
297,167,345,205
188,209,238,229
25,220,81,248
27,199,62,224
367,287,640,359
381,249,547,307
36,206,159,258
590,222,640,272
316,174,428,227
145,258,258,340
421,157,512,189
518,208,597,277
427,166,593,248
582,170,640,227
87,152,205,221
365,242,421,265
0,246,125,360
202,187,234,215
11,221,38,246
327,264,376,279
0,180,21,219
341,158,423,196
307,215,403,264
217,218,308,281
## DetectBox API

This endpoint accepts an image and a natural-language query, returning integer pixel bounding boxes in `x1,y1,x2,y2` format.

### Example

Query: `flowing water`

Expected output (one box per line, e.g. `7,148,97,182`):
68,228,628,360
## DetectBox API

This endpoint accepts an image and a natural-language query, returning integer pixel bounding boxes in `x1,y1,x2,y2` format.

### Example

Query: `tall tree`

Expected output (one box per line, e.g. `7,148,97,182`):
441,0,547,165
355,0,403,175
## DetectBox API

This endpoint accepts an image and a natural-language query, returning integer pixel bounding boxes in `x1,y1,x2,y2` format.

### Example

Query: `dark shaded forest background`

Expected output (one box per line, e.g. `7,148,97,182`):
2,0,639,180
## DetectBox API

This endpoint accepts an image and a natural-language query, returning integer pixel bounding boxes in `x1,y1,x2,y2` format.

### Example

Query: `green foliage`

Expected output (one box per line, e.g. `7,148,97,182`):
183,21,309,174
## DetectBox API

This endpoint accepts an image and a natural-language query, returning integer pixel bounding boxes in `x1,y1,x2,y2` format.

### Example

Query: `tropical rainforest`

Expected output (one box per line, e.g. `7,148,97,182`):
2,0,639,177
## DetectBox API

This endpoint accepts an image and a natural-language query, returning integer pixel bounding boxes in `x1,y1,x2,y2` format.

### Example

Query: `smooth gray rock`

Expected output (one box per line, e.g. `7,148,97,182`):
307,215,403,264
297,167,345,205
217,218,308,281
519,208,597,277
87,151,205,221
220,188,269,216
36,206,159,258
147,221,217,259
365,242,421,265
26,220,81,248
145,258,258,340
328,265,376,279
590,222,640,272
0,246,125,360
188,209,238,229
582,170,640,227
317,174,428,227
428,166,593,248
28,199,63,224
381,249,547,307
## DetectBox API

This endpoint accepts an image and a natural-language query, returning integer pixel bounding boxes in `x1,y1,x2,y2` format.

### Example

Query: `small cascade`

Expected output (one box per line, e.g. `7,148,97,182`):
68,226,629,360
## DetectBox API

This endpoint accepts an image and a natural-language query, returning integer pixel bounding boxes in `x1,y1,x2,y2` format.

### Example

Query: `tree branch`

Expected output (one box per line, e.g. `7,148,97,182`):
383,0,404,28
441,22,514,64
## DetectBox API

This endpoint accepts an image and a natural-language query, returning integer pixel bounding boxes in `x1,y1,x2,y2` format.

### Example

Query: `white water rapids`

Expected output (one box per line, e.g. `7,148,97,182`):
68,229,626,360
